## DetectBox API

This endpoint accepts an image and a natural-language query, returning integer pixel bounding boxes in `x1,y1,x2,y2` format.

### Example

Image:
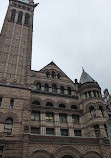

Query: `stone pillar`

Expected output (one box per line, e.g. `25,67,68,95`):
99,125,107,137
40,112,46,135
23,134,29,158
91,91,94,97
67,114,74,137
49,87,52,93
57,88,60,94
41,86,44,91
106,118,111,145
54,113,60,136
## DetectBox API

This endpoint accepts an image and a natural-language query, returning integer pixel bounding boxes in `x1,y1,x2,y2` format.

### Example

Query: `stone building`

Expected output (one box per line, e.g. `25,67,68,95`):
0,0,111,158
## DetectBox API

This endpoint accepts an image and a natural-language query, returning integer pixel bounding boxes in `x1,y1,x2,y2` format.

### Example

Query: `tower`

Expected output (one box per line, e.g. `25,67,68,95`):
79,70,108,138
0,0,37,85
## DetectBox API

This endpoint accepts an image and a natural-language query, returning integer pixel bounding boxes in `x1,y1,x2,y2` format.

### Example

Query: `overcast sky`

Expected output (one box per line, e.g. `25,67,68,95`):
0,0,111,93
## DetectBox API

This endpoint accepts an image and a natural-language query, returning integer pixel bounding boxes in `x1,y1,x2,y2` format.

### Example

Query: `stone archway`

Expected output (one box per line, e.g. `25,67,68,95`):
61,155,74,158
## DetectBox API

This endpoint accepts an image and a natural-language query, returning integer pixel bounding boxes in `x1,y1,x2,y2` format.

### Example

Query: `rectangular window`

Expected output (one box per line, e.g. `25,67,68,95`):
59,114,67,123
31,127,40,134
45,112,54,122
10,99,14,110
0,146,3,158
74,130,82,136
46,128,54,135
61,129,68,136
0,97,2,107
72,115,80,124
94,125,100,137
104,124,108,137
31,111,40,121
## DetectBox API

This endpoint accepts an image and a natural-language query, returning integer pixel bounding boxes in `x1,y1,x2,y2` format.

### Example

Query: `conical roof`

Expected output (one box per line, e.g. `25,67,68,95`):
79,69,96,84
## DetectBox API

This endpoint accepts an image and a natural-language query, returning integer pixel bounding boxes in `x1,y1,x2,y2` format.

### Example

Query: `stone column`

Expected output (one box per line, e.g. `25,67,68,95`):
54,113,60,136
40,112,46,135
67,114,74,137
99,124,107,137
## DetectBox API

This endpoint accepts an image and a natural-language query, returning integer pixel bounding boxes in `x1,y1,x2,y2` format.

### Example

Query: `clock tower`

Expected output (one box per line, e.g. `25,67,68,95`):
0,0,37,86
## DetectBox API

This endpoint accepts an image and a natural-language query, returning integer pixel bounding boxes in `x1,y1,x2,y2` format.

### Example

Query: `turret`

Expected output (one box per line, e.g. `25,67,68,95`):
78,69,108,138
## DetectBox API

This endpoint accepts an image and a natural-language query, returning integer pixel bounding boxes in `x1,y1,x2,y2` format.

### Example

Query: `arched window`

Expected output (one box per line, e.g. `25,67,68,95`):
10,9,16,22
71,105,77,109
44,84,49,92
36,83,41,91
32,100,40,106
46,72,50,78
57,73,61,79
59,104,66,108
60,86,64,94
17,11,23,24
90,106,96,118
52,84,57,93
68,87,71,95
4,118,13,135
99,106,104,117
24,13,30,25
46,102,53,107
51,71,55,78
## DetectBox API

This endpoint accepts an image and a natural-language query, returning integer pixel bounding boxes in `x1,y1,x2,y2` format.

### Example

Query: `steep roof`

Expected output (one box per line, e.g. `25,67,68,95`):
79,69,96,84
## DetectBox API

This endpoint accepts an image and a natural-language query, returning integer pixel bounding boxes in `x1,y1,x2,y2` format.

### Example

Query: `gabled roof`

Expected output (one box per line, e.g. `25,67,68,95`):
79,69,96,84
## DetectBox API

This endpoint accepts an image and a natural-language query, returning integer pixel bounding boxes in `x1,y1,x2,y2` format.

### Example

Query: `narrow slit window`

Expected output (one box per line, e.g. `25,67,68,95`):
24,13,30,25
10,9,16,22
17,11,23,24
10,99,14,110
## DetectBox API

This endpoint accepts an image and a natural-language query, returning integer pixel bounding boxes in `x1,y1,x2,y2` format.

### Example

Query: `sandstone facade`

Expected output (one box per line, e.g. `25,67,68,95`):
0,0,111,158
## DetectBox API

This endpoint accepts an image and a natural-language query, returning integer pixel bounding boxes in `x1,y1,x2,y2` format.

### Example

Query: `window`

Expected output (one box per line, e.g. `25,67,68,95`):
97,91,100,97
0,97,2,107
57,73,61,79
71,105,77,109
52,84,57,93
31,127,40,134
94,125,100,137
44,84,49,92
46,128,54,135
36,83,41,91
45,112,54,122
0,147,3,158
46,102,53,107
59,114,67,123
61,129,68,136
32,100,40,106
93,90,96,97
46,72,50,78
88,91,91,98
17,11,23,24
60,86,64,94
90,106,96,118
51,71,55,78
72,115,80,124
31,111,40,121
104,124,108,137
10,9,16,22
68,87,71,95
99,106,104,117
74,130,82,136
4,118,13,135
10,99,14,110
59,104,66,108
24,13,30,25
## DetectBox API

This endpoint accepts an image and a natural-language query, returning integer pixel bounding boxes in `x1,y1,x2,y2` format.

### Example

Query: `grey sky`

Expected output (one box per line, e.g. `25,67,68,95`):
0,0,111,93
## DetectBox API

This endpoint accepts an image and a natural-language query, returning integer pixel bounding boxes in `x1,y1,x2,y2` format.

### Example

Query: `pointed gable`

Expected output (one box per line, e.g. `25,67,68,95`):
40,61,68,78
79,70,96,84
